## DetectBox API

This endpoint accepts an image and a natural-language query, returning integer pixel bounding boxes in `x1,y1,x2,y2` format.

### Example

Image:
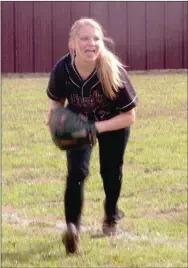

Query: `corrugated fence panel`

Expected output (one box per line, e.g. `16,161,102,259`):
146,2,165,69
52,2,71,66
1,2,187,72
90,2,109,33
127,2,146,70
70,2,90,21
183,2,188,68
1,2,15,72
14,2,34,72
165,2,184,69
108,2,127,65
33,2,52,72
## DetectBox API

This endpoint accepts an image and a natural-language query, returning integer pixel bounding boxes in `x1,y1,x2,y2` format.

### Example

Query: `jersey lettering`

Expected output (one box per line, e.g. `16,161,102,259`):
70,90,107,109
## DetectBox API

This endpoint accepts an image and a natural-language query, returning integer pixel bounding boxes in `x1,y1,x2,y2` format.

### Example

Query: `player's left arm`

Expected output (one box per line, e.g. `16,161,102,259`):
95,108,136,133
95,68,138,133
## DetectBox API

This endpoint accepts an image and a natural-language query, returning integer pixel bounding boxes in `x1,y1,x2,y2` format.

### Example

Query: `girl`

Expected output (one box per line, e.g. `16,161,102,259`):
46,17,138,254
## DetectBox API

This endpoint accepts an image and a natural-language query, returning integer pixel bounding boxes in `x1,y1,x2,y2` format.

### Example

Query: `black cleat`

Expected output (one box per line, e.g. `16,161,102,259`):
62,223,80,254
102,218,118,236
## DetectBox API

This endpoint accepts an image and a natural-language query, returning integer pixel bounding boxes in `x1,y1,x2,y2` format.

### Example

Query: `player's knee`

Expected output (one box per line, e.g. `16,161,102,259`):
100,166,123,182
67,167,89,184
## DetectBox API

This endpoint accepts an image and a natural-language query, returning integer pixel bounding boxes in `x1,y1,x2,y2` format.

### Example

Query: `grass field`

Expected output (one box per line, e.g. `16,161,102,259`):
2,71,187,267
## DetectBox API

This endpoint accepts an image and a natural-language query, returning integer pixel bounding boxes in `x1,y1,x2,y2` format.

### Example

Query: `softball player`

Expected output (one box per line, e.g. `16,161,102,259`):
46,17,138,254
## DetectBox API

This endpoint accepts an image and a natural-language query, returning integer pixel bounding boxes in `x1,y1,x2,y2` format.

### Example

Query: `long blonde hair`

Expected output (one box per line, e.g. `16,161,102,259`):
69,17,125,99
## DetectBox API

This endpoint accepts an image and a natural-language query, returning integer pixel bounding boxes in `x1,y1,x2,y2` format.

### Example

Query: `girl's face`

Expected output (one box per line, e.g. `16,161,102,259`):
73,24,103,63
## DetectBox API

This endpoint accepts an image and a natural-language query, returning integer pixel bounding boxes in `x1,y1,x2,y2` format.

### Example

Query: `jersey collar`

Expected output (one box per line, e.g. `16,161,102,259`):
66,53,99,90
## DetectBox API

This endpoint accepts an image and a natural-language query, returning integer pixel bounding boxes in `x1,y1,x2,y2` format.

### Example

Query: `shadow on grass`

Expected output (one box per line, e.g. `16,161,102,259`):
90,233,106,239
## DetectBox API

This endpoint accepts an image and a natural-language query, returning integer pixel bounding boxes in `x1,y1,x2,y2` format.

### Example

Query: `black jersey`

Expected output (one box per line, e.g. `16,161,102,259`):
47,53,138,121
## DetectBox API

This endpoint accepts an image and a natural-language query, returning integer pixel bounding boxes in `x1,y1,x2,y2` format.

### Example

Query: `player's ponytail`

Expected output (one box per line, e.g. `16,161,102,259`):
97,38,125,99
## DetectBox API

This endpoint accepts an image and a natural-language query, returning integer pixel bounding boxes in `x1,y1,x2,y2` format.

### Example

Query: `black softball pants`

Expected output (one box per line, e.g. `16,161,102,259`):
64,127,130,229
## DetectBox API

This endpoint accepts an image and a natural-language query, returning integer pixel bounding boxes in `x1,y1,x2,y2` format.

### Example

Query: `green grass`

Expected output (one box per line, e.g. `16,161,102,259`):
2,71,187,267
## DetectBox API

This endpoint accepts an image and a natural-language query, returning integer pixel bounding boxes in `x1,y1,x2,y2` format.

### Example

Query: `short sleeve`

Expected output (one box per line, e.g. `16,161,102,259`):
115,69,138,112
46,57,67,101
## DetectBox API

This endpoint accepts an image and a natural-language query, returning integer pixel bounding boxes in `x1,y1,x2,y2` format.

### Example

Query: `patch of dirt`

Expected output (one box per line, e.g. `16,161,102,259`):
2,209,186,249
134,204,186,220
2,205,16,214
6,145,19,151
16,178,63,183
2,210,99,234
145,210,185,220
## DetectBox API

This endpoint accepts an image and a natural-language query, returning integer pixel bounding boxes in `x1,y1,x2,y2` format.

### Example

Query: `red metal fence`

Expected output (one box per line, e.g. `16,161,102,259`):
1,1,188,72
